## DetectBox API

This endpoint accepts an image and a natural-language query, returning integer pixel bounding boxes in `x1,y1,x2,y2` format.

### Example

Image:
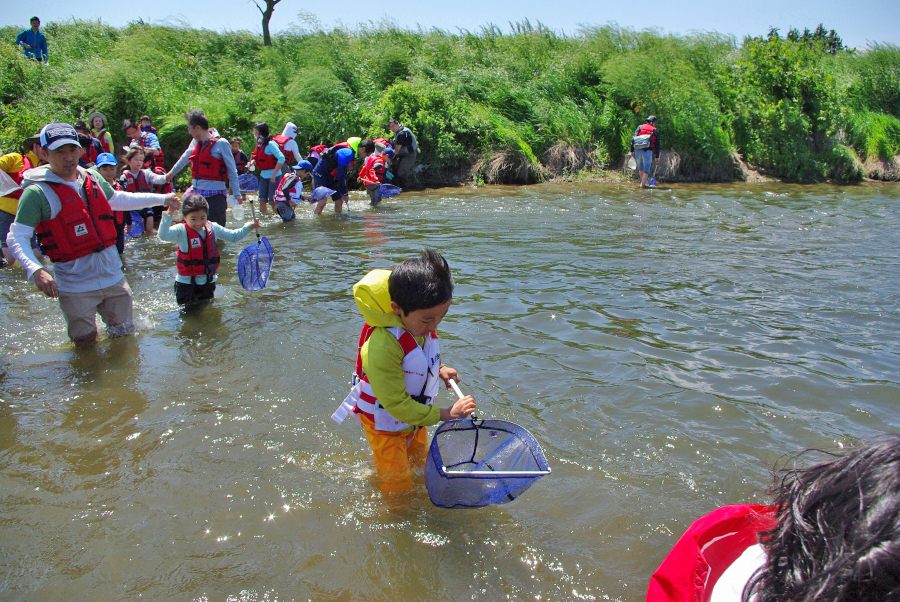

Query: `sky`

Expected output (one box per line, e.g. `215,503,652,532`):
2,0,897,49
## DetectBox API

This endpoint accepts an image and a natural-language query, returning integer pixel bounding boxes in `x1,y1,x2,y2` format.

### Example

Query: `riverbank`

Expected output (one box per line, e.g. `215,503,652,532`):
1,21,898,185
417,149,900,187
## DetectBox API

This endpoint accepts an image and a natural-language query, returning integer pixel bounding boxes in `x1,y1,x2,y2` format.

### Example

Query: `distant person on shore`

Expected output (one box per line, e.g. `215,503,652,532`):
311,137,369,215
388,118,417,190
158,194,258,309
0,135,45,269
332,248,476,496
629,115,660,189
166,109,243,227
16,17,48,63
646,435,900,601
123,118,164,171
6,122,177,345
247,122,285,216
88,112,113,154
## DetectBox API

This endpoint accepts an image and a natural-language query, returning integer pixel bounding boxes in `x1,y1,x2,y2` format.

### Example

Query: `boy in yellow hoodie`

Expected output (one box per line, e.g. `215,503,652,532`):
334,248,476,494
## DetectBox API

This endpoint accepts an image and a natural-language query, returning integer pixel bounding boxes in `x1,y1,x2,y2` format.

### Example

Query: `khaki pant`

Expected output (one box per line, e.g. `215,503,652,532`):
58,278,134,343
360,413,428,495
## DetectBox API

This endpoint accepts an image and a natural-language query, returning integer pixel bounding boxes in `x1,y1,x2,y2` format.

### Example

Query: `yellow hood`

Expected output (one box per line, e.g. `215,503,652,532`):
353,269,404,328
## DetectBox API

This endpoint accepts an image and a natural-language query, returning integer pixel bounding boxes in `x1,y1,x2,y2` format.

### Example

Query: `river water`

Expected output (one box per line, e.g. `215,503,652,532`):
1,181,898,601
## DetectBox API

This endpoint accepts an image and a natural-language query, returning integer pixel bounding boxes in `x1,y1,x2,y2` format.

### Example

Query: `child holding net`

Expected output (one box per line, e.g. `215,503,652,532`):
333,248,476,495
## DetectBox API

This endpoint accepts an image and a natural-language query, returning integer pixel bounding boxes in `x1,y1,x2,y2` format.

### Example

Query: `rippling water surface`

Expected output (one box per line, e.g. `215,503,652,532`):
1,181,898,601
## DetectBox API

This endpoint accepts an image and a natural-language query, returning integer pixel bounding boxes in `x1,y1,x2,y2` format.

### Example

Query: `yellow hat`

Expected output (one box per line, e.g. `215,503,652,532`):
347,137,361,155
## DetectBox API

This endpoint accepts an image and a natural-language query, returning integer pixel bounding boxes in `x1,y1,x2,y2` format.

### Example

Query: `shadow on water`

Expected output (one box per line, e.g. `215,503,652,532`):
0,182,898,600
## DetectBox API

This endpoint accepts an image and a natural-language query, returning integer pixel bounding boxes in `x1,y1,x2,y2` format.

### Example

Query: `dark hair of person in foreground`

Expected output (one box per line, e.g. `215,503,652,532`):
746,435,900,602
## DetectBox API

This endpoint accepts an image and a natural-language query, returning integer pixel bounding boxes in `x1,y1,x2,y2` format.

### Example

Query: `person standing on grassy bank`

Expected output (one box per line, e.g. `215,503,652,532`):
16,17,48,63
166,109,243,227
6,122,178,345
388,119,417,190
629,116,660,189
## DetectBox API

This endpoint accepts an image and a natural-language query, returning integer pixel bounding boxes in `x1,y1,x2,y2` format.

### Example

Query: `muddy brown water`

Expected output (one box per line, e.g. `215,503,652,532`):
1,181,898,600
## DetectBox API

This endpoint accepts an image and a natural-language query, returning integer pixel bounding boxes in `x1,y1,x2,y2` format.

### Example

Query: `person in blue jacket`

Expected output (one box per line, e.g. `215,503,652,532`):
16,17,48,63
311,138,370,215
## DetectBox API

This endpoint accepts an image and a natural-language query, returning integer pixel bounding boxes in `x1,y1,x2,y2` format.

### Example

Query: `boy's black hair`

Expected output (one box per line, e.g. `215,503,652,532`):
181,194,209,217
389,248,454,315
77,133,91,149
121,118,139,132
73,121,89,132
746,435,900,602
184,109,209,130
360,139,376,155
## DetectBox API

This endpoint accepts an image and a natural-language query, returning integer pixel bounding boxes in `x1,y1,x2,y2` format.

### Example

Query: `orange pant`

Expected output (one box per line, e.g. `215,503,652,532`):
359,415,428,495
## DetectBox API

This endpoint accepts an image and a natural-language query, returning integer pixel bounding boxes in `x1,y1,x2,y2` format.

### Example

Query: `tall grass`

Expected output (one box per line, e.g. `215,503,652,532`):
0,21,897,183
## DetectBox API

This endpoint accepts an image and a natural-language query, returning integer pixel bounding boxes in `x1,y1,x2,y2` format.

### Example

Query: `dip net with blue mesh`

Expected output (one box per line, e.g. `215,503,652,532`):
425,417,550,509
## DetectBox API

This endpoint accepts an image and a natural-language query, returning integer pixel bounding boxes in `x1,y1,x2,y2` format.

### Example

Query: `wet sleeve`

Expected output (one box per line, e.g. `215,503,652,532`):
363,328,442,427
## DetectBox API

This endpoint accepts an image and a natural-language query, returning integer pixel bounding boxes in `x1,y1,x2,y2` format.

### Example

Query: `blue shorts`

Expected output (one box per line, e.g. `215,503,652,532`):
635,149,654,173
258,176,278,203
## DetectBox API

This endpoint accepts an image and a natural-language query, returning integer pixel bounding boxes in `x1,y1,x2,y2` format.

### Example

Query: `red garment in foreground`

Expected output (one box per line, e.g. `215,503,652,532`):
646,504,777,602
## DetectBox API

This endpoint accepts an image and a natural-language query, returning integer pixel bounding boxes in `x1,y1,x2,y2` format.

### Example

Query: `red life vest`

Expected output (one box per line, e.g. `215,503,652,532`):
251,140,279,171
233,150,247,174
358,153,386,186
84,138,100,164
139,132,165,170
646,504,776,602
151,167,173,194
34,174,118,263
176,223,220,278
96,129,111,153
120,169,152,193
189,137,227,181
273,134,293,158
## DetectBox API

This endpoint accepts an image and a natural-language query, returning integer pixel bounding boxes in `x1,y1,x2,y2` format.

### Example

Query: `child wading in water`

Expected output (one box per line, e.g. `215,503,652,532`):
158,194,259,309
333,248,476,495
119,147,166,236
272,160,312,222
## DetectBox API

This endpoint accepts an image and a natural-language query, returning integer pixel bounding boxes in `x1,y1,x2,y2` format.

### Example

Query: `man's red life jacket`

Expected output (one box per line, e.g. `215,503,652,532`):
189,137,227,181
176,223,220,278
251,140,279,171
35,174,118,263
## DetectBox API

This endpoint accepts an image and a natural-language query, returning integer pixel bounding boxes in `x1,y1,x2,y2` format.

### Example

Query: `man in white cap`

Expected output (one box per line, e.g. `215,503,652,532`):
6,122,179,346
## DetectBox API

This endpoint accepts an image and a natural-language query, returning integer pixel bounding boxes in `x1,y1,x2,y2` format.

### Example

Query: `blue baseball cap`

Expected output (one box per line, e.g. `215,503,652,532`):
95,152,117,167
39,122,80,150
293,160,313,171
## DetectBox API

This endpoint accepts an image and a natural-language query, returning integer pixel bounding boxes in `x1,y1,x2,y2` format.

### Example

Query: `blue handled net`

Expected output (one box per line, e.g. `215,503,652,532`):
237,236,273,291
379,184,402,198
126,211,144,238
238,174,259,193
425,417,550,509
